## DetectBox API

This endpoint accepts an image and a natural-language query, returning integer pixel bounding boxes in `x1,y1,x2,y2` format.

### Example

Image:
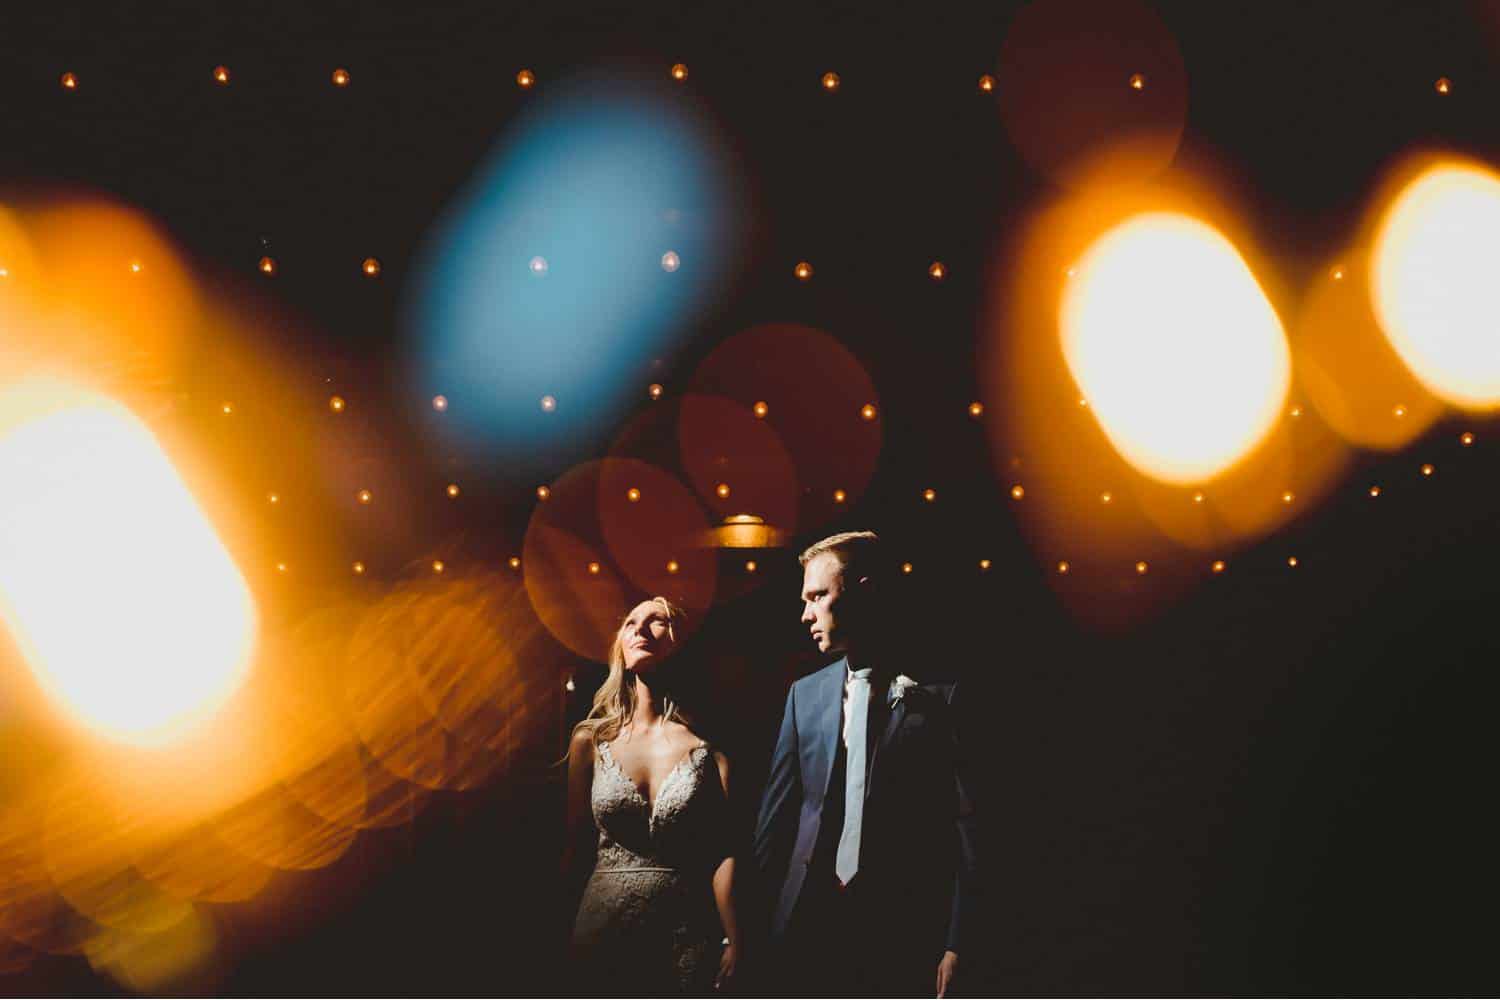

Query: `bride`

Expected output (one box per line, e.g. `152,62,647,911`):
564,597,742,994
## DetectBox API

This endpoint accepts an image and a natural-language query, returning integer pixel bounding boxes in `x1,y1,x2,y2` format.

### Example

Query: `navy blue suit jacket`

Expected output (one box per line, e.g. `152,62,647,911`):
753,658,979,957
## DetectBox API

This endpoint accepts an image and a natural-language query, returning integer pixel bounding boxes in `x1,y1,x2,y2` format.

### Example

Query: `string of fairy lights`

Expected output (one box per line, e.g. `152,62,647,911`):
51,60,1462,98
222,366,1481,583
19,60,1482,587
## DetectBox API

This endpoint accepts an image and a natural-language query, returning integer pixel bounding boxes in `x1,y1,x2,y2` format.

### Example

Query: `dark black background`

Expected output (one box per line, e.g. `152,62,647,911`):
4,0,1500,993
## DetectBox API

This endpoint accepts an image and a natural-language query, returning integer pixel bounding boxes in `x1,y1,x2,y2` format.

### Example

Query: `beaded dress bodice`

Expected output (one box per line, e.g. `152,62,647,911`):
571,739,727,994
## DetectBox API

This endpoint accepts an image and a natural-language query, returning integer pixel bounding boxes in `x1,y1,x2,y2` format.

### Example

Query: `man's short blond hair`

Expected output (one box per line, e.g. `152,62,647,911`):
799,530,881,583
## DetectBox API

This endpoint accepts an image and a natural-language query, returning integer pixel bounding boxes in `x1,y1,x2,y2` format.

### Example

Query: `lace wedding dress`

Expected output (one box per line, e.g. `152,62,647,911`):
571,740,728,994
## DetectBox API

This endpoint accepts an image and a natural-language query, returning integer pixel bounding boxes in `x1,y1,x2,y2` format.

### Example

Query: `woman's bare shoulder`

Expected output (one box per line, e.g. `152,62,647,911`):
567,727,596,765
666,718,706,746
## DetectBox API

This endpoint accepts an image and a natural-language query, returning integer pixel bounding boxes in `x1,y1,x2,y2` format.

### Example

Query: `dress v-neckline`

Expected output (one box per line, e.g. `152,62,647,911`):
600,740,706,818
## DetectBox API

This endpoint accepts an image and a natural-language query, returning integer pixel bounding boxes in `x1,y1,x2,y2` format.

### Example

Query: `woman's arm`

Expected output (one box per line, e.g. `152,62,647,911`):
711,750,741,989
561,729,597,904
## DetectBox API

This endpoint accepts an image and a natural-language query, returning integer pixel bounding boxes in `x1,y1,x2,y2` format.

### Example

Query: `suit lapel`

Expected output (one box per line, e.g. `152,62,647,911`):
812,658,846,804
865,679,906,799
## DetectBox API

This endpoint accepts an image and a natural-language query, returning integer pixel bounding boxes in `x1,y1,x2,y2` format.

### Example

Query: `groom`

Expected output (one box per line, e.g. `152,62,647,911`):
755,531,979,997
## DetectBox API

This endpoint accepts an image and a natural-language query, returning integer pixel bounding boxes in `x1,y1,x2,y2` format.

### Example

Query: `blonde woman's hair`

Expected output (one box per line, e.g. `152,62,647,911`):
570,596,689,747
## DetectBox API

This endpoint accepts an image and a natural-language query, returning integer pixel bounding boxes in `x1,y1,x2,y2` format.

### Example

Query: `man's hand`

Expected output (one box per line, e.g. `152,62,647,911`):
715,942,739,991
935,950,959,998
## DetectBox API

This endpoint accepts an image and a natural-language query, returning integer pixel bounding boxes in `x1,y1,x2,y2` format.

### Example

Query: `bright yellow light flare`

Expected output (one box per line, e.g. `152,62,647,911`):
1461,431,1475,445
671,63,688,81
744,560,757,573
332,68,350,87
626,487,641,502
922,488,936,502
516,69,535,88
821,72,840,91
1135,560,1148,575
978,74,995,93
258,256,276,275
0,380,256,746
833,489,847,503
979,558,992,570
60,72,77,90
1057,560,1070,574
431,394,448,411
665,559,679,574
929,261,946,280
648,383,663,400
1010,484,1024,499
328,395,345,412
1060,212,1291,484
508,556,521,569
1211,560,1225,573
1371,163,1500,409
1129,72,1145,90
901,562,913,574
17,200,200,388
969,401,984,417
1421,462,1434,476
752,400,768,418
446,483,460,497
362,257,380,277
795,261,813,281
540,394,557,412
85,904,219,994
714,482,730,498
860,403,877,420
213,65,230,85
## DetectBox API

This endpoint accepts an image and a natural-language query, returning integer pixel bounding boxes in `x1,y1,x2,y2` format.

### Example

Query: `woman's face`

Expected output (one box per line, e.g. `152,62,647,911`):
620,601,676,674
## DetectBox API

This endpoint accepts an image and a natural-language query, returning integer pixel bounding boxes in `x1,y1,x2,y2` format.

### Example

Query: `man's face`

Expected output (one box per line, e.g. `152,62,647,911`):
801,552,855,655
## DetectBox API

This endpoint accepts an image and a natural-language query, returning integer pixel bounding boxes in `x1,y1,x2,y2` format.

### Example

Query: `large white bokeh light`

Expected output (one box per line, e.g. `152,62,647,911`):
1061,212,1291,484
0,380,256,745
1372,163,1500,410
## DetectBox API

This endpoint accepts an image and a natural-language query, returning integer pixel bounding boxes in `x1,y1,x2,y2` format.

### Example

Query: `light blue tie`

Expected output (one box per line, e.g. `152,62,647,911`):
836,668,872,885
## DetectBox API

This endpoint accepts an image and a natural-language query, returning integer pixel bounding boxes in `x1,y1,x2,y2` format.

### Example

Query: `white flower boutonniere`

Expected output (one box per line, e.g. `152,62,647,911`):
888,674,918,707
